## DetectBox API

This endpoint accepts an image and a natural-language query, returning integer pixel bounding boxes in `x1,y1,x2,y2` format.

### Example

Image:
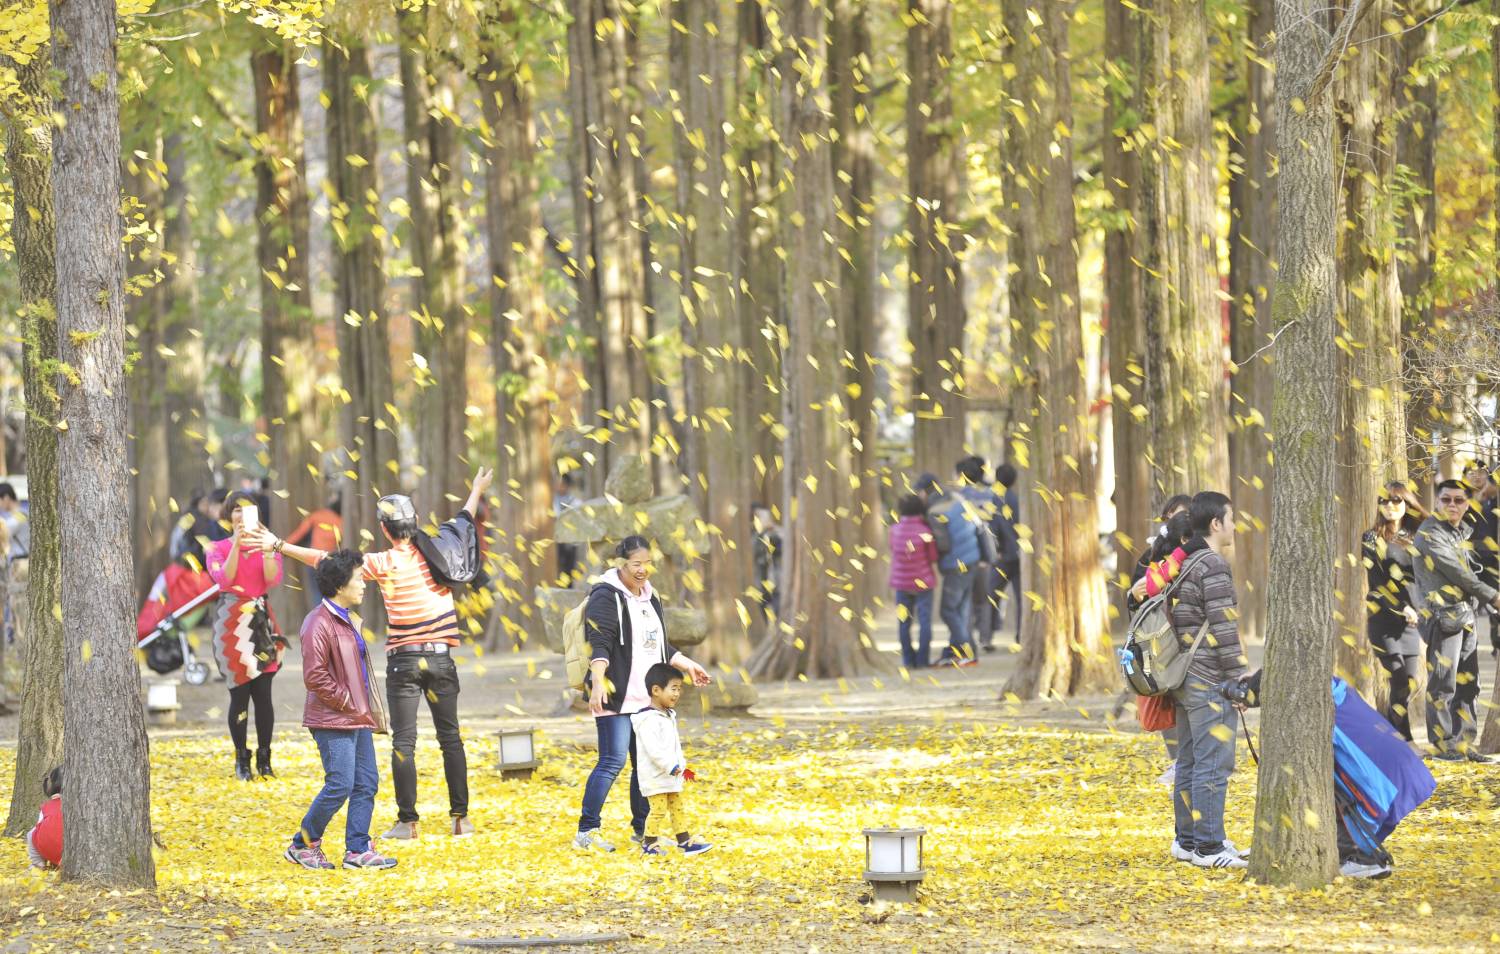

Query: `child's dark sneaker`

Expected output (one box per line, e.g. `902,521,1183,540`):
677,839,713,856
284,840,335,870
343,849,398,870
641,842,670,856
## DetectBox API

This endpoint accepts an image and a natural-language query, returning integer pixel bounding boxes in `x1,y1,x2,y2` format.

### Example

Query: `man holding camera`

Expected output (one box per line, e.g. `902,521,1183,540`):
1412,479,1500,763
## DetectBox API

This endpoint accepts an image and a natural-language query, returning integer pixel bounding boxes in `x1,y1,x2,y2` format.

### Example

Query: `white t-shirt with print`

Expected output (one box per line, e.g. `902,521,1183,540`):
620,594,664,714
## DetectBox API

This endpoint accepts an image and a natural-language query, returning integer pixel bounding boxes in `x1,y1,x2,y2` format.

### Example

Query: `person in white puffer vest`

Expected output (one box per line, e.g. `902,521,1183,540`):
630,663,713,856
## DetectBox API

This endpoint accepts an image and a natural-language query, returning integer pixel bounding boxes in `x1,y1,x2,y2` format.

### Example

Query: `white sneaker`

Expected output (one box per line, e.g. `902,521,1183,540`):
1157,764,1177,788
1192,847,1249,869
1170,840,1195,862
573,829,616,853
1222,839,1250,859
1340,859,1392,880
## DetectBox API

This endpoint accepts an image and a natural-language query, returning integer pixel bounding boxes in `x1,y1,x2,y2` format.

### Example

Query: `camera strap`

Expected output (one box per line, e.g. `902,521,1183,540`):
1242,721,1259,765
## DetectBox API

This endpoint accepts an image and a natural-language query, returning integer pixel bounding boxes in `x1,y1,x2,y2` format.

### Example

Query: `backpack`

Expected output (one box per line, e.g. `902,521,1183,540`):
1119,550,1213,697
564,586,623,691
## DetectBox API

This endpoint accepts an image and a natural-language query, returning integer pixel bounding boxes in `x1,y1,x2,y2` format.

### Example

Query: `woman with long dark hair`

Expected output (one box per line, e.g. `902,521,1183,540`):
207,490,287,779
1362,481,1426,741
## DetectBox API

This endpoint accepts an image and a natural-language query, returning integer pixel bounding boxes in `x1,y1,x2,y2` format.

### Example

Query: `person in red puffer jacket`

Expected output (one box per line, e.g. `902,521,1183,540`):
26,767,62,869
890,494,940,669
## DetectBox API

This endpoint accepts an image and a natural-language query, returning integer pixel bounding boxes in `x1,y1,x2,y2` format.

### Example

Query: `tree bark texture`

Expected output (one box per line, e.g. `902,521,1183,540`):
831,0,883,645
671,0,754,665
324,40,399,556
1138,0,1230,500
399,7,470,524
1103,0,1150,583
1335,0,1405,704
745,0,889,680
1000,0,1114,698
49,0,157,885
567,0,651,472
477,9,556,647
161,133,213,503
1227,0,1276,644
253,42,322,611
1248,0,1340,889
1,46,65,839
906,0,967,474
1401,0,1440,489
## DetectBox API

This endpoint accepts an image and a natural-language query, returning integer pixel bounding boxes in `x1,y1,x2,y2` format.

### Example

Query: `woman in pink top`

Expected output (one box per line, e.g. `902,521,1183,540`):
207,490,286,781
890,494,939,668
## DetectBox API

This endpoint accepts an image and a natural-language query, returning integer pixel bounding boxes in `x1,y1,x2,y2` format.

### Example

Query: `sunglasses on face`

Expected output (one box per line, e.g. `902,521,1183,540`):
1379,498,1404,506
1438,496,1468,506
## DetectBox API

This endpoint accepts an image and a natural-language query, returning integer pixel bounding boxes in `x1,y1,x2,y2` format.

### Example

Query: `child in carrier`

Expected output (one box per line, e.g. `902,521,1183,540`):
26,767,63,869
630,664,713,857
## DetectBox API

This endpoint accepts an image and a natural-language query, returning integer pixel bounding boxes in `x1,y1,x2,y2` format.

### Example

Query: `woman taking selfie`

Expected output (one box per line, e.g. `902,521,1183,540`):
1362,481,1426,741
207,490,287,780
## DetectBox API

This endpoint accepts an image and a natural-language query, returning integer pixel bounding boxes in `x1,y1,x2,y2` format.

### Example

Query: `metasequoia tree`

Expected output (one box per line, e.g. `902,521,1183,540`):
745,0,888,679
1249,0,1367,890
50,0,156,885
1000,0,1113,698
1401,0,1440,486
670,0,754,664
160,133,213,502
1138,0,1229,498
0,43,64,838
905,0,967,471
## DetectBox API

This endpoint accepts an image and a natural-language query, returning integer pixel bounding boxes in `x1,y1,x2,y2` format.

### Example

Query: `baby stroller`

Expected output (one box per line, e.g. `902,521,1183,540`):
137,559,218,686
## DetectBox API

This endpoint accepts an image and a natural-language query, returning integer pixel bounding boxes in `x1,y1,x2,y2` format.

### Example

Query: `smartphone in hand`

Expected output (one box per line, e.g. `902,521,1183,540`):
241,503,259,532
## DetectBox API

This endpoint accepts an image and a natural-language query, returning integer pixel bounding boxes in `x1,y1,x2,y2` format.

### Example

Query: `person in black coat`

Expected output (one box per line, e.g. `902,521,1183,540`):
573,535,711,853
1362,481,1426,741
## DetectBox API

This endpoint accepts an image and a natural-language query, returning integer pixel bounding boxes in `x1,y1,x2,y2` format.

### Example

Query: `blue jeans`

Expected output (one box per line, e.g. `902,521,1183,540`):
577,713,649,835
1171,680,1237,855
939,567,975,659
294,728,378,854
895,590,934,668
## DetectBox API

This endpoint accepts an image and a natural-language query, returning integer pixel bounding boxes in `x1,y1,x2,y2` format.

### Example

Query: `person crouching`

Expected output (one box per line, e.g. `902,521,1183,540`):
285,549,396,870
631,664,712,856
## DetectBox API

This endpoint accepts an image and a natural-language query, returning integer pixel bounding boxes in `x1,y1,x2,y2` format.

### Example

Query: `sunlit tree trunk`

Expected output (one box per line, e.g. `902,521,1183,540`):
1249,0,1344,889
162,133,212,501
50,0,156,885
1000,0,1113,698
1402,0,1440,491
0,45,64,839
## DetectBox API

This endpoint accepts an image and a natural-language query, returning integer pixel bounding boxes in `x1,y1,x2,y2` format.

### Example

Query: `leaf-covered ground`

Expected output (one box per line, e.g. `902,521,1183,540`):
2,713,1498,953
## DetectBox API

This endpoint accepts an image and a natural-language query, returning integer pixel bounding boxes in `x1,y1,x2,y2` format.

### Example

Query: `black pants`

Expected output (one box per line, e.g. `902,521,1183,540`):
387,651,469,822
1424,622,1480,752
228,671,276,751
1373,649,1419,742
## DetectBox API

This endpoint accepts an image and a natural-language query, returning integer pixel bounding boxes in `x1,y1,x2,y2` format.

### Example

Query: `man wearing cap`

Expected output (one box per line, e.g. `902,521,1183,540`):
259,468,493,838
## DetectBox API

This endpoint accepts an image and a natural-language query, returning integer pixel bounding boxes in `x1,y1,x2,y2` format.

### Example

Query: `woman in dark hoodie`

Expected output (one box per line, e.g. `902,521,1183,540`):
572,536,711,853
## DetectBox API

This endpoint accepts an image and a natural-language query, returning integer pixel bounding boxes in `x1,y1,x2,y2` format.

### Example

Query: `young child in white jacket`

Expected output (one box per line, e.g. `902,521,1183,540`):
630,663,712,856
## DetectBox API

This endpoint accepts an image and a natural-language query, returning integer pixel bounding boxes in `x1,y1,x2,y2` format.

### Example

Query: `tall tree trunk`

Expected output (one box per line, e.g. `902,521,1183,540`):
1103,0,1150,580
1227,0,1277,644
1335,0,1405,703
906,0,967,473
1139,0,1230,499
324,40,399,557
831,0,883,642
671,0,754,664
49,0,157,886
746,0,888,680
161,134,212,502
477,7,556,646
0,47,65,839
399,8,470,522
1402,0,1440,491
1248,0,1343,889
253,42,321,612
1000,0,1113,698
567,0,651,473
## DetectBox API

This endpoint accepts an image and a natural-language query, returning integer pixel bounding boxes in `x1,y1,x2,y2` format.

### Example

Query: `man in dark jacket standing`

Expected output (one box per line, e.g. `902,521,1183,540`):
1412,479,1500,763
1168,491,1250,870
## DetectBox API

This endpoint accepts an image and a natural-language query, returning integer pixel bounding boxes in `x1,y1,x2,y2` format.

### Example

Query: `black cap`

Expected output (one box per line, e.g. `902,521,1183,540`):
914,472,941,494
377,494,418,537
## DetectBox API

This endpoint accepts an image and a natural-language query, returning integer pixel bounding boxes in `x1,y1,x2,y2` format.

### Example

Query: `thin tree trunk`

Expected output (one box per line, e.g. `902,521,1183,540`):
50,0,157,885
906,0,968,473
253,42,321,611
671,0,753,665
1403,0,1440,491
477,8,556,646
0,46,65,839
399,8,469,523
161,133,212,503
1248,0,1342,889
1227,0,1277,645
324,39,398,558
746,0,889,680
1335,0,1405,704
1103,0,1150,580
1139,0,1230,499
1000,0,1114,698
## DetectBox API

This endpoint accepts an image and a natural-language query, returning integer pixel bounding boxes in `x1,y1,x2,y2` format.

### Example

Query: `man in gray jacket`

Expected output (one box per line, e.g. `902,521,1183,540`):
1413,479,1500,762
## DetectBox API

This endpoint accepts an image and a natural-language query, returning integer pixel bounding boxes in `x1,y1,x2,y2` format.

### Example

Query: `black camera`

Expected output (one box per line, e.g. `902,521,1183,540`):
1217,677,1257,708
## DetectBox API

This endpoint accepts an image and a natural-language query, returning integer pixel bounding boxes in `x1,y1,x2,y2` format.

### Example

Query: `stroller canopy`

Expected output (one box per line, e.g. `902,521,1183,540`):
1331,678,1437,855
